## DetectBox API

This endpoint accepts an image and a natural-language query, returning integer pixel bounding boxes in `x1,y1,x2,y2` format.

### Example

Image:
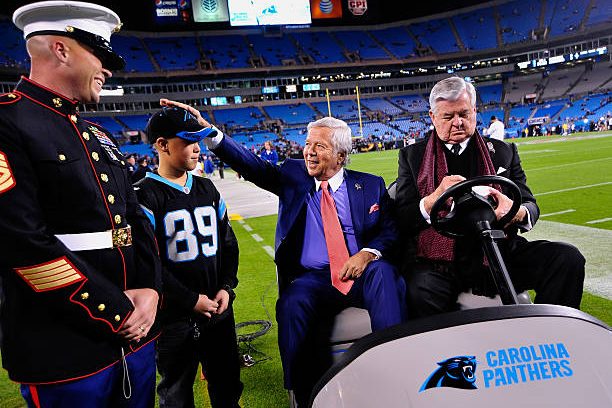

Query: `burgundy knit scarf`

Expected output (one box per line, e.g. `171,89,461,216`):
416,131,497,261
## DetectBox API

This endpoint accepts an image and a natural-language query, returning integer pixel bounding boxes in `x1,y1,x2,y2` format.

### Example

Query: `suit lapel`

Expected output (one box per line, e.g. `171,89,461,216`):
345,169,364,239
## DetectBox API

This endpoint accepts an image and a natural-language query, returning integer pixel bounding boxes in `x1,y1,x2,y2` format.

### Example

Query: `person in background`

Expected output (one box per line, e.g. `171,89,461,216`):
217,159,225,179
136,106,242,407
483,115,505,141
0,2,161,406
395,76,585,320
204,154,215,178
260,140,278,165
190,154,204,177
132,155,151,182
126,153,137,177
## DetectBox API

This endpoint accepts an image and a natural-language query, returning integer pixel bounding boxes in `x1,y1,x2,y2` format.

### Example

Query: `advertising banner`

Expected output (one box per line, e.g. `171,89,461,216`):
310,0,342,19
193,0,229,23
347,0,367,16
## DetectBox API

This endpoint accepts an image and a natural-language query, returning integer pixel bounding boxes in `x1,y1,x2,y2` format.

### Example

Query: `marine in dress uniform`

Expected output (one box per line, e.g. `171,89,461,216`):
0,2,161,407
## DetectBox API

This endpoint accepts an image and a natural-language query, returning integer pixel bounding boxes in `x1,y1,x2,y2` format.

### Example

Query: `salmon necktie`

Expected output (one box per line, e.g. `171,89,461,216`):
320,180,352,295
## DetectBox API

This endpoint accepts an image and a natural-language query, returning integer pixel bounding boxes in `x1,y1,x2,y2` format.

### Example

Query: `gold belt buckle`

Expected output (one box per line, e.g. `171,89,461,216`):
112,225,132,248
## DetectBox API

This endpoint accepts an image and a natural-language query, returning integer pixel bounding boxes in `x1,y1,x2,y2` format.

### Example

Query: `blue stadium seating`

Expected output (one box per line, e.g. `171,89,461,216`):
86,116,124,135
118,114,151,131
0,19,29,69
392,118,428,135
478,84,504,105
533,100,568,118
144,37,200,71
291,32,347,64
333,31,389,60
247,34,300,66
311,100,363,120
478,108,505,125
231,130,276,149
369,27,417,59
283,128,308,145
112,36,156,73
360,98,404,116
507,105,534,131
452,8,498,50
389,95,429,112
264,103,317,124
409,19,462,54
588,0,612,26
497,0,542,45
349,121,404,139
120,142,154,157
545,0,591,37
201,35,251,69
214,107,264,129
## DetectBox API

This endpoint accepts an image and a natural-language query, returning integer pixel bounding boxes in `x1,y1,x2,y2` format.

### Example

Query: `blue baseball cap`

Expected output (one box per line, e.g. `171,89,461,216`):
146,106,217,144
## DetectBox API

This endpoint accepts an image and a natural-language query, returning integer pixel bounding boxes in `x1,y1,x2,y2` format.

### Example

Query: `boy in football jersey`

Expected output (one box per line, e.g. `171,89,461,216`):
135,106,243,407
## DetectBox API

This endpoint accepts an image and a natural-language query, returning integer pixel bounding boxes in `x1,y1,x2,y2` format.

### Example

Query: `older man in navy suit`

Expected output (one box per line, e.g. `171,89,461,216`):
159,100,406,406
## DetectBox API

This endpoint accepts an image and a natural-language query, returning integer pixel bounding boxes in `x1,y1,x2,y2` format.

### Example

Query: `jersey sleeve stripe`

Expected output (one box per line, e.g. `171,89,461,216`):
140,204,156,229
218,198,227,220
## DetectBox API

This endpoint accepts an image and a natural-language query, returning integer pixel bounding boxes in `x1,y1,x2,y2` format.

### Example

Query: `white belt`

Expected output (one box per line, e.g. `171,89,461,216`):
55,226,132,251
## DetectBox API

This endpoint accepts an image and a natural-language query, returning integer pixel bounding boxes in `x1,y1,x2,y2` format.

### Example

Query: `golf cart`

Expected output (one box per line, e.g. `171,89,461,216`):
308,176,612,407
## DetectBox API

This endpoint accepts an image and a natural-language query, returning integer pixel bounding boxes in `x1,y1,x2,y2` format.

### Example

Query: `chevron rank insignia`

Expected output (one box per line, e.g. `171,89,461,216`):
15,257,85,292
0,151,16,194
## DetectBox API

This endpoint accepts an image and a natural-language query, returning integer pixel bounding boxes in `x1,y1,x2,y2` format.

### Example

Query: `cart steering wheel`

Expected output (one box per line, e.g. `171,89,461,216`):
430,175,522,238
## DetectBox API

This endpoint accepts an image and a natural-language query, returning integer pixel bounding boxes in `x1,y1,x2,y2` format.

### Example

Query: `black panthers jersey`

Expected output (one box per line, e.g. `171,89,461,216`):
135,172,238,321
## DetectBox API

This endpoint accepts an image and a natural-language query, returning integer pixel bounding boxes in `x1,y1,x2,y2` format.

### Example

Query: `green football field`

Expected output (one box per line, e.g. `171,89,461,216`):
0,132,610,407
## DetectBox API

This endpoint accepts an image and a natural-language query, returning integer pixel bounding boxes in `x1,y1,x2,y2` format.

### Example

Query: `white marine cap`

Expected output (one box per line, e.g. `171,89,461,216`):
13,1,125,70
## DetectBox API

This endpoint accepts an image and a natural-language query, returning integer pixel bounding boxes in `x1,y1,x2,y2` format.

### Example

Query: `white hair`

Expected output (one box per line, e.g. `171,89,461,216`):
307,116,352,165
429,77,477,113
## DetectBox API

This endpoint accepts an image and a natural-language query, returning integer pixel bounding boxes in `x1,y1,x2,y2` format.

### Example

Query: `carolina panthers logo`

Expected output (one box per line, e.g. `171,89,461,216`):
419,356,477,392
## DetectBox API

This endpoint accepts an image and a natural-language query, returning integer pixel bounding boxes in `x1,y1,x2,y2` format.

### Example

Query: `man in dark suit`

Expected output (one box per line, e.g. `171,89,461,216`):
395,77,585,318
159,100,406,406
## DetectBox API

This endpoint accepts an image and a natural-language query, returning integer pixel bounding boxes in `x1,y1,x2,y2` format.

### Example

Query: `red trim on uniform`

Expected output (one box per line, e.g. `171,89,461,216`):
18,335,159,385
16,91,70,117
68,280,129,333
117,247,128,289
29,385,41,408
20,76,79,104
14,257,85,293
128,332,160,352
19,354,122,385
0,93,22,104
83,118,105,128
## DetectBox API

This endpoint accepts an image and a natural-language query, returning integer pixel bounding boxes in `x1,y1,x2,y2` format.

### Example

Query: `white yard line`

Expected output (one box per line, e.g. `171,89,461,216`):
251,233,264,242
534,182,612,196
586,218,612,225
528,157,612,172
541,209,575,217
263,246,275,258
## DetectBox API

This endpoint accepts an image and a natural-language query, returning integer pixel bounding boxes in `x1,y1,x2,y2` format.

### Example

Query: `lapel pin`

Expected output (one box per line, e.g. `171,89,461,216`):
487,142,495,154
355,183,362,190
